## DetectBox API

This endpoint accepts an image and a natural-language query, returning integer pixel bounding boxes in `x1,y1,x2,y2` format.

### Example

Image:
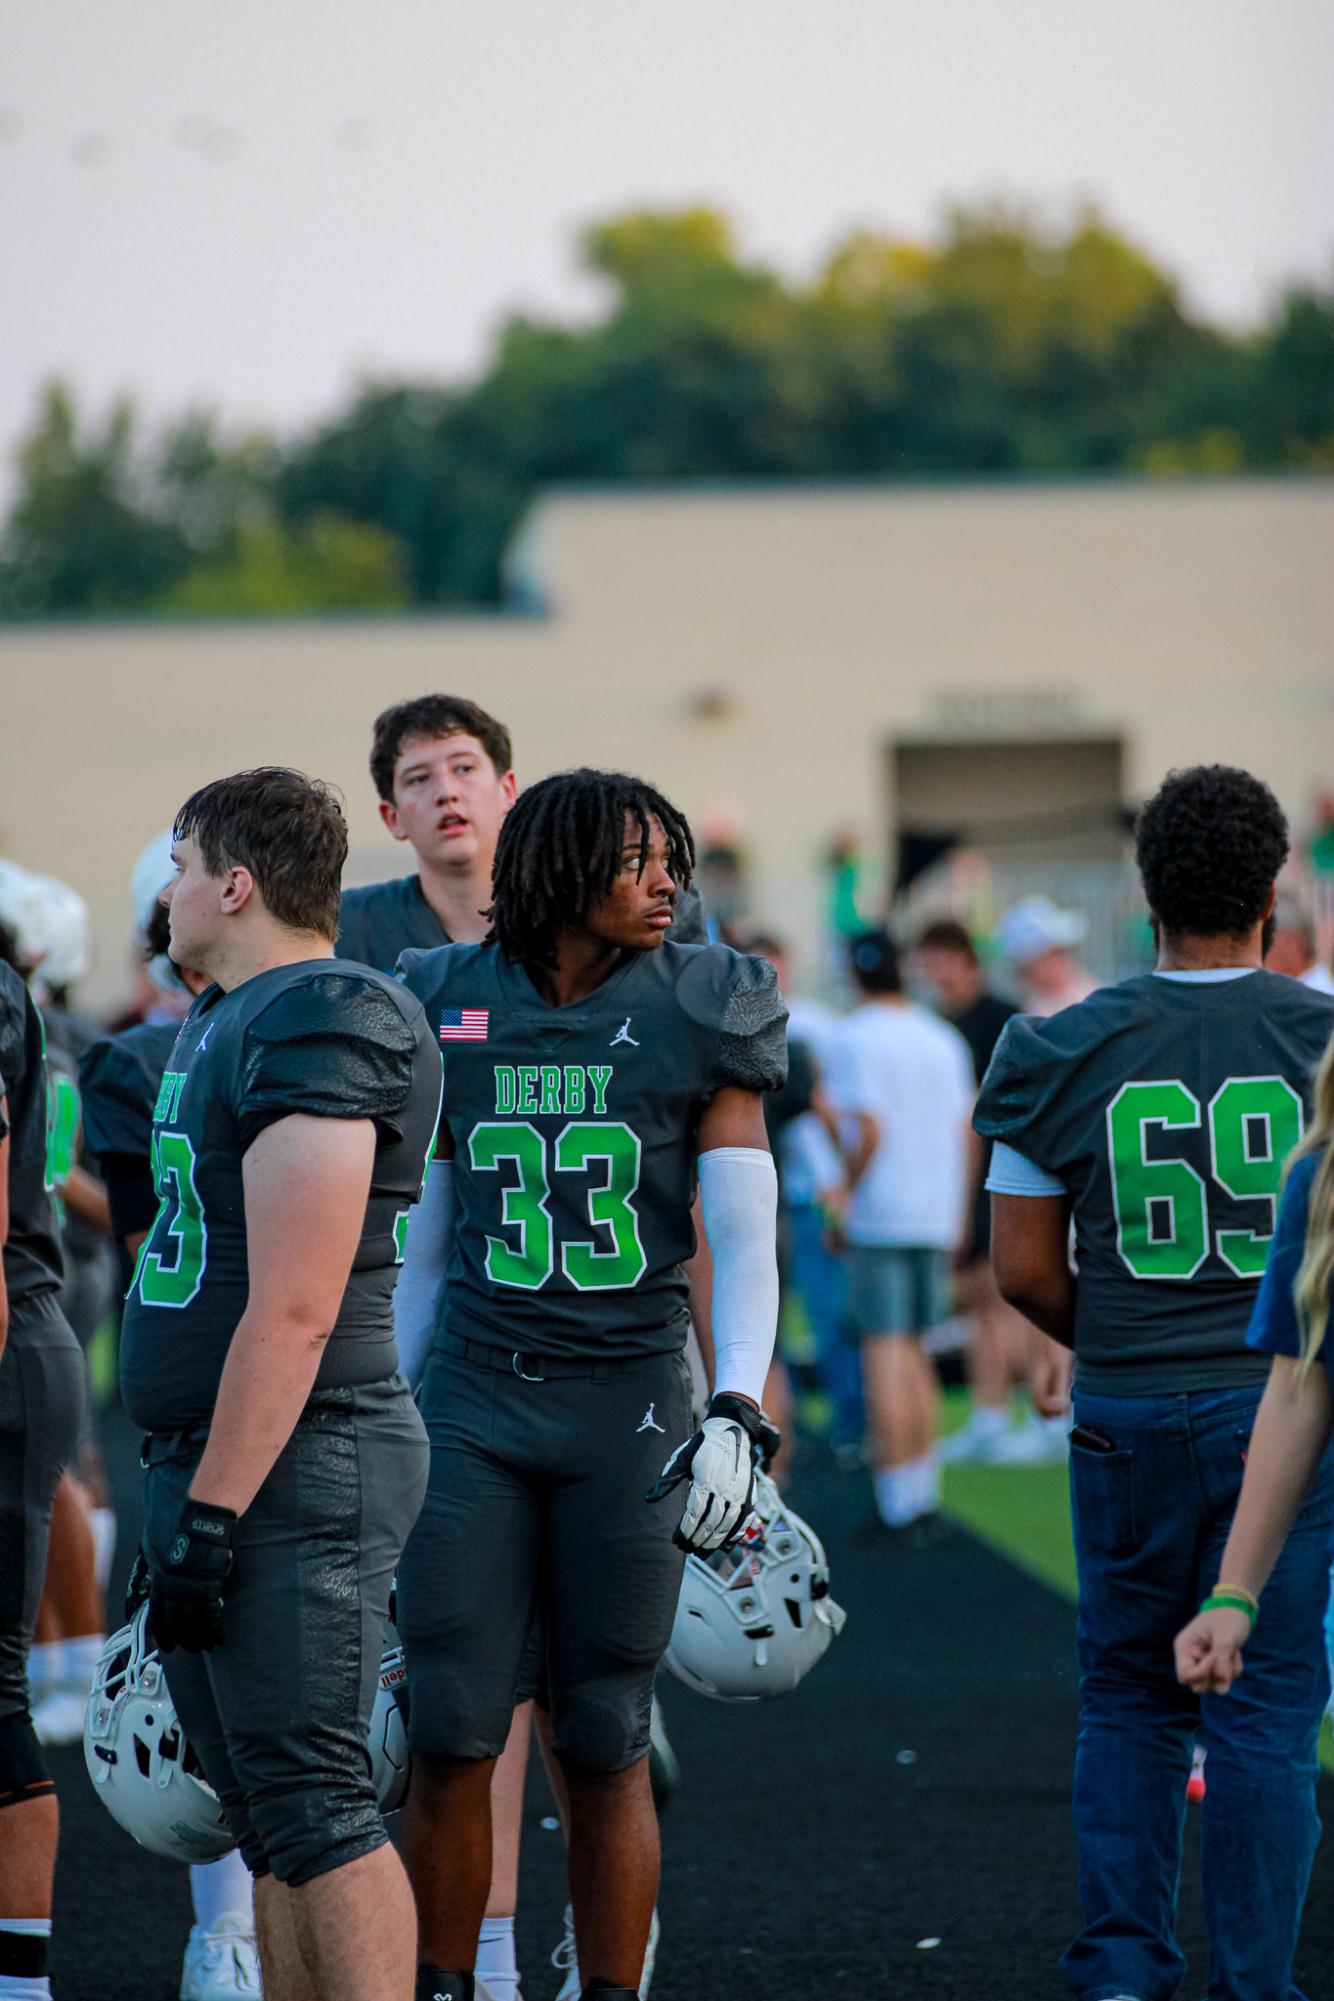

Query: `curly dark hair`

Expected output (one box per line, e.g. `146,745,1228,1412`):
489,768,694,966
1135,764,1288,942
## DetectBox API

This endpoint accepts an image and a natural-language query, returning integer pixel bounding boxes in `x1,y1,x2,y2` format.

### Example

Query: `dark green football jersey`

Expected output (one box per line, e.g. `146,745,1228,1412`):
975,970,1334,1392
118,960,442,1432
80,1020,179,1241
337,873,708,975
0,962,64,1307
397,939,787,1360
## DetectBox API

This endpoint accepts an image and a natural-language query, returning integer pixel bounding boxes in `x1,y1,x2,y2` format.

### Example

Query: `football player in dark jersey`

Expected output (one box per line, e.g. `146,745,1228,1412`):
80,844,260,2001
341,693,702,2001
393,767,787,2001
0,958,85,2001
119,768,442,2001
976,764,1334,2001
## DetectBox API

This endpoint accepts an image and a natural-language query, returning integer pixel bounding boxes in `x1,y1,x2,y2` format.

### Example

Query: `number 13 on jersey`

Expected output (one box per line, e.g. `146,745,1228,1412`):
1107,1075,1302,1280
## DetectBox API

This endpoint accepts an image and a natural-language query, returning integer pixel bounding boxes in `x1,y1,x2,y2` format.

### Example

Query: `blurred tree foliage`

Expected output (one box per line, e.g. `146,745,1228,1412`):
2,203,1331,617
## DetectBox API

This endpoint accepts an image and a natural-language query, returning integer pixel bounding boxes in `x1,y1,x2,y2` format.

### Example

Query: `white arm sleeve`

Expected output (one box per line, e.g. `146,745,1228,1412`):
697,1145,780,1404
392,1159,454,1391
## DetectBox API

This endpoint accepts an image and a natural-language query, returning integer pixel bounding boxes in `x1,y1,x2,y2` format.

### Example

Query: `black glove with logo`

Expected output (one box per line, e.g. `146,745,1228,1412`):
149,1499,237,1654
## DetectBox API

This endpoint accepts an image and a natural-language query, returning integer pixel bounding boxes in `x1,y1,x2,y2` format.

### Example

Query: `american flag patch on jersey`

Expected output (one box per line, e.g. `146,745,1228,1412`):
439,1008,489,1042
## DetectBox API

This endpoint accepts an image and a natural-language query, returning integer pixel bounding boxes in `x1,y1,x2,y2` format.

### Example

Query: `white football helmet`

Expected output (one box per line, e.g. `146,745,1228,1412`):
0,862,90,999
83,1609,235,1861
663,1472,846,1701
369,1645,410,1813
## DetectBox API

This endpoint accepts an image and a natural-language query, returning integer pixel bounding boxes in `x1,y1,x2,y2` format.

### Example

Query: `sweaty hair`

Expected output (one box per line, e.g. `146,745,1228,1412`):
914,917,978,964
848,930,902,995
1135,765,1288,942
369,695,513,803
174,769,347,942
490,767,694,967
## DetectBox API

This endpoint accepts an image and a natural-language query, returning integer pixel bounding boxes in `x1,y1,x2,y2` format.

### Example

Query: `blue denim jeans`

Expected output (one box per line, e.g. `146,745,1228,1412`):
787,1202,862,1444
1063,1384,1334,2001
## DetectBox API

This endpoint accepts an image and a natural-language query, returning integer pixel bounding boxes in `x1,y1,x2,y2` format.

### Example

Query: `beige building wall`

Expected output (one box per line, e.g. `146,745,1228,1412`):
2,479,1331,1007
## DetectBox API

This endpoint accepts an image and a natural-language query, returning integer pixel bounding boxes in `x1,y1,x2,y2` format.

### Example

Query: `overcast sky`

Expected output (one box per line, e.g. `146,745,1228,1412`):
3,0,1332,475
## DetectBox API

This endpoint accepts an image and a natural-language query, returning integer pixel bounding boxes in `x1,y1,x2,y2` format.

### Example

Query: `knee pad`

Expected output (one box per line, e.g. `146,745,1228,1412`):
0,1710,52,1810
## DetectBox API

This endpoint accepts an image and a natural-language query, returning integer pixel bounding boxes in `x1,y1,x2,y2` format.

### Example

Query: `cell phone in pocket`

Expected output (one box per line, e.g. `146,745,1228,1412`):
1069,1423,1117,1455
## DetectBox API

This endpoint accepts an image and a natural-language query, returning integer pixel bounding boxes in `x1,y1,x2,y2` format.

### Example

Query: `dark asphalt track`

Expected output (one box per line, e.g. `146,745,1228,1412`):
47,1411,1334,2000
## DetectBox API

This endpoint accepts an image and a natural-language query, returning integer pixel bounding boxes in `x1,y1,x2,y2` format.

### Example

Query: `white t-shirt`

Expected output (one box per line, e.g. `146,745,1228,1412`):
824,999,975,1249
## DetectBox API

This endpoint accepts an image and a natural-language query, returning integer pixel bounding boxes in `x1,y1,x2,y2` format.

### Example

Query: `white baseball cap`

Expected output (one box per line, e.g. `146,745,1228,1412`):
996,895,1087,968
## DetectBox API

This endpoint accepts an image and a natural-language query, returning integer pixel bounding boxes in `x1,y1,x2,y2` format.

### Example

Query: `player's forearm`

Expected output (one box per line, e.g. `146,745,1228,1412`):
699,1147,779,1402
188,1309,331,1515
1214,1357,1333,1600
997,1272,1076,1347
684,1191,716,1381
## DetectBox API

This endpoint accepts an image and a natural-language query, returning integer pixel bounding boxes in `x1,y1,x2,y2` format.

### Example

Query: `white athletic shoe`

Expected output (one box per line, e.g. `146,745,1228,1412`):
985,1420,1069,1466
552,1905,578,2001
551,1905,659,2001
31,1688,89,1747
938,1419,1006,1465
180,1916,261,1998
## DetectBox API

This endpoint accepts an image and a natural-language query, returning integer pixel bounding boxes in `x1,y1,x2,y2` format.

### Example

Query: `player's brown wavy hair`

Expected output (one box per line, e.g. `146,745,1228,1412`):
489,767,694,967
1292,1036,1334,1371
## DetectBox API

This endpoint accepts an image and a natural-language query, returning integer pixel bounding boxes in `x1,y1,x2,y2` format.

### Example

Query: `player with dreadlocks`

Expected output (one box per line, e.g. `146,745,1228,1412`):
487,769,696,967
393,767,788,2001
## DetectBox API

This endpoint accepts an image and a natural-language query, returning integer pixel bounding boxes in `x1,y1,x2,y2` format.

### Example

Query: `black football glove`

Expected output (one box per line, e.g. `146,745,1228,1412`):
754,1405,783,1472
646,1393,768,1553
123,1546,151,1622
149,1499,237,1654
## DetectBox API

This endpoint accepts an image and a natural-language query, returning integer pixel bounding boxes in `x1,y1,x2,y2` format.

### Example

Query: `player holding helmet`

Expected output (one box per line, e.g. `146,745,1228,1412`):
394,767,787,2001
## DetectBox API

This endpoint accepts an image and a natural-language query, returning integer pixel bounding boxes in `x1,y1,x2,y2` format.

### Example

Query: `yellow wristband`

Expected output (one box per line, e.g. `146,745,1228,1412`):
1212,1581,1259,1617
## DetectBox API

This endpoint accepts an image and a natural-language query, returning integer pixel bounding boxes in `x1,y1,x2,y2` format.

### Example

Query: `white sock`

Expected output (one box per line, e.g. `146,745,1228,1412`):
972,1405,1008,1441
914,1450,941,1513
0,1917,52,1999
60,1633,106,1696
26,1645,61,1700
190,1853,254,1933
89,1507,117,1592
873,1466,917,1526
476,1914,518,2001
1042,1414,1070,1438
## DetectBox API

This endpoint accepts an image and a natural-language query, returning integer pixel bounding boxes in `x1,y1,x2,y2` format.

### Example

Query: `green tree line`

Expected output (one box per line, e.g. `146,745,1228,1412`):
3,202,1331,617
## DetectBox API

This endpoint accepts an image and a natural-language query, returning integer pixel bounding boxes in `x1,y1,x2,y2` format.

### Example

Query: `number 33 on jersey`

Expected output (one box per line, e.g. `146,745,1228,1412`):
397,936,788,1363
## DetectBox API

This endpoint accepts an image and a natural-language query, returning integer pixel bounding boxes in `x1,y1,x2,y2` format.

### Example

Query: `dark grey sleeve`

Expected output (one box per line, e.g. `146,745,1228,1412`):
667,882,708,946
716,955,789,1093
237,975,421,1151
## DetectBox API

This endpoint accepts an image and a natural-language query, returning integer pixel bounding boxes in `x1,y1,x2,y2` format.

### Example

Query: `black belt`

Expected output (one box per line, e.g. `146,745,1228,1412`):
439,1333,651,1383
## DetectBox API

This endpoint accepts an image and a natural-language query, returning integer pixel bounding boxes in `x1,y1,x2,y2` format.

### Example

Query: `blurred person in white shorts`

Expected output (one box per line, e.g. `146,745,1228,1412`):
824,932,973,1531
